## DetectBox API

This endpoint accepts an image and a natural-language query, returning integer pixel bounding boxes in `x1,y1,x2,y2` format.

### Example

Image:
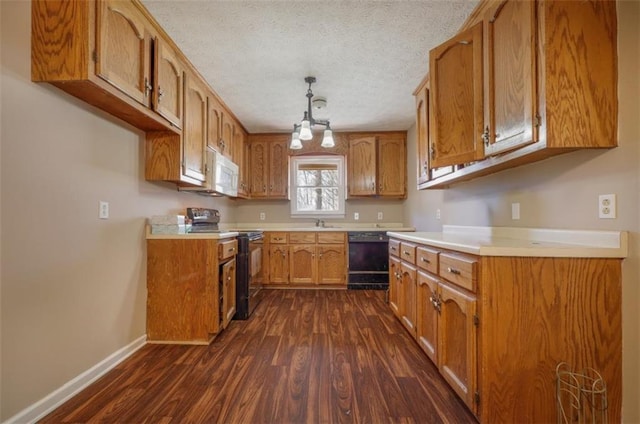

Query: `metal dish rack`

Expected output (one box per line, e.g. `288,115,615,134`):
556,362,608,424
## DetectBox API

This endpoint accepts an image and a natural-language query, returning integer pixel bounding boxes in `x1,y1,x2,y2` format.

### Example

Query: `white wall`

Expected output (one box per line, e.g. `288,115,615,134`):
0,1,234,419
405,2,640,420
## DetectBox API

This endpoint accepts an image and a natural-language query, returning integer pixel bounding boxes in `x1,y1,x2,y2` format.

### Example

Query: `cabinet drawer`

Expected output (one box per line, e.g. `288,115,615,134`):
417,246,439,274
269,232,288,244
289,232,317,244
389,239,401,257
439,252,478,292
400,242,417,264
318,232,345,244
218,239,238,261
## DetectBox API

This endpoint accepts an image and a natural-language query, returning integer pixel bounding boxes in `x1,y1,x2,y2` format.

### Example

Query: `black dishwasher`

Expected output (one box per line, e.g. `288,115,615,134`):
347,231,389,290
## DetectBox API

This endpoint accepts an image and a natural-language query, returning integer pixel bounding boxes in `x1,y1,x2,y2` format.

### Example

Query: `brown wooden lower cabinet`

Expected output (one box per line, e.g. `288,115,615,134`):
264,231,346,287
389,237,622,423
146,237,237,344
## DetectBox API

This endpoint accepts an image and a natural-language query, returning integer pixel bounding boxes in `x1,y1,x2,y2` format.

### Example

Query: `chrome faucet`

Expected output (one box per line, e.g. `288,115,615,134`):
315,219,325,227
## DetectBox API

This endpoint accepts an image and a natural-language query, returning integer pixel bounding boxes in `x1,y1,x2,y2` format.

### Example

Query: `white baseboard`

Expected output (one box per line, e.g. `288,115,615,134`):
4,335,147,424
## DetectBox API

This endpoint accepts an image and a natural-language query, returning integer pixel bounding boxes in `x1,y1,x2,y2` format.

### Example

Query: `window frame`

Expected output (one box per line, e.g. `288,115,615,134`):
289,155,346,218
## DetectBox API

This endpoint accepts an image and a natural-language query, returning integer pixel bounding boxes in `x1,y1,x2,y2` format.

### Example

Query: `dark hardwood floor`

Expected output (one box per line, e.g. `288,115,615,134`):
40,289,476,423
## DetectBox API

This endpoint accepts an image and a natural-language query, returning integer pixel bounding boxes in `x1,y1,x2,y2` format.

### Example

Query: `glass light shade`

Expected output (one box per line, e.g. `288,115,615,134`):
290,131,302,149
321,129,335,148
299,119,313,140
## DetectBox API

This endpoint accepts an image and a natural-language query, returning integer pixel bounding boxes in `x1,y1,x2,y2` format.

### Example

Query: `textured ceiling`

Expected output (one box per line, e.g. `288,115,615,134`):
141,0,480,134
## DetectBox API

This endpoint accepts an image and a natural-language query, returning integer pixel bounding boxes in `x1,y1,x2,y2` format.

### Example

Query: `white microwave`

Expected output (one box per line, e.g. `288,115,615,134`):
179,148,238,197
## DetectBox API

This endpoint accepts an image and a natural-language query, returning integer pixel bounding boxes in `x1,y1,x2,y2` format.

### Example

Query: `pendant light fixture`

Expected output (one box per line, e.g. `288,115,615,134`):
290,76,334,149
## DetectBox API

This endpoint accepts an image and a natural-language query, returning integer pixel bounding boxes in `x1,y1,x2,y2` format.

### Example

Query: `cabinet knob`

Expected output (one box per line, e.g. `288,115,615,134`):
447,266,461,275
158,87,164,100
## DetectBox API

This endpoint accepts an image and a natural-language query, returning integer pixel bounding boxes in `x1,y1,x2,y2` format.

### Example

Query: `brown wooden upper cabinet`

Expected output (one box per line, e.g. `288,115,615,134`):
348,133,406,198
32,0,182,131
153,38,184,128
429,22,484,169
96,0,154,108
182,74,208,182
483,0,536,156
249,135,289,199
419,0,617,188
415,79,430,186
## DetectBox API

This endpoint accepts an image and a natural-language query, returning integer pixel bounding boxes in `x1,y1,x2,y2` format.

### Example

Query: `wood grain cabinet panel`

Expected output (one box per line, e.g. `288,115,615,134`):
290,245,316,284
96,0,153,107
483,0,537,156
429,22,484,168
220,258,236,329
415,79,431,185
153,37,184,128
400,261,417,337
389,255,402,318
249,135,289,199
146,238,237,345
348,134,407,198
388,235,623,422
437,281,478,414
182,74,208,182
416,270,439,364
317,244,346,285
31,0,172,131
417,0,617,189
267,245,289,284
348,136,377,196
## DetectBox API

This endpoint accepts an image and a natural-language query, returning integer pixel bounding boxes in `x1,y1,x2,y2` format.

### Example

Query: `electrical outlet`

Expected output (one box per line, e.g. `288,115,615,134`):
511,202,520,220
354,212,359,220
377,212,383,220
259,212,266,221
599,194,616,219
99,201,109,219
436,209,441,220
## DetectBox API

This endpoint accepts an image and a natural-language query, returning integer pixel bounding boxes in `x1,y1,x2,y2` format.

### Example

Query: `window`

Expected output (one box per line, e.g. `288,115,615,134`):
290,156,346,217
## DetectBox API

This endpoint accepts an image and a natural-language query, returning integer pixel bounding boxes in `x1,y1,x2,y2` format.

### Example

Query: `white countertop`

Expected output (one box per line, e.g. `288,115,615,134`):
146,226,239,240
386,225,628,258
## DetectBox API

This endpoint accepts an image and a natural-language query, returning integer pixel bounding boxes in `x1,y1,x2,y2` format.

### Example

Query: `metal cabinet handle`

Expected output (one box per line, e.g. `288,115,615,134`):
403,250,411,256
482,126,490,146
228,247,235,252
421,257,431,263
158,87,164,100
447,267,461,275
144,77,152,98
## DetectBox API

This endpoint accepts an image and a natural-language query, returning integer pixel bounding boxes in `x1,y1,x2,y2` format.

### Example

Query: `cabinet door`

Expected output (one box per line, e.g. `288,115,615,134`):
268,140,289,198
378,137,406,197
417,271,439,364
182,74,207,182
318,244,346,285
438,281,478,414
484,0,537,156
429,22,484,168
348,136,377,196
268,245,289,284
290,245,316,284
208,96,224,151
238,132,250,197
250,140,268,197
389,256,402,318
96,0,152,107
221,258,236,329
400,262,417,336
153,38,183,128
221,116,234,159
416,83,431,185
